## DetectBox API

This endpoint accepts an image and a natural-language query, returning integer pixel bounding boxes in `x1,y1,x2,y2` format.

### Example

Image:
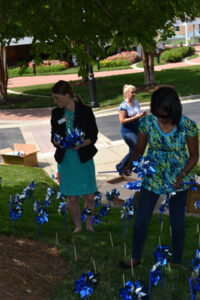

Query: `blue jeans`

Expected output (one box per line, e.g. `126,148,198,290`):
116,130,138,173
132,187,188,263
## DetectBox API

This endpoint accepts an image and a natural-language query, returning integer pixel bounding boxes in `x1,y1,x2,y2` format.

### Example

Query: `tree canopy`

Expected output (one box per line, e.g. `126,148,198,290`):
0,0,200,101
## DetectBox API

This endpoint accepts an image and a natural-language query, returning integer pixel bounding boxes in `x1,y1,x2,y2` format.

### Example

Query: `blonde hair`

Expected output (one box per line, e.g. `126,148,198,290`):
123,84,136,98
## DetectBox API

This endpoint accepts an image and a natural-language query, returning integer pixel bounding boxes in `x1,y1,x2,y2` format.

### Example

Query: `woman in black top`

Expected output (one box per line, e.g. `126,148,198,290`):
51,80,98,232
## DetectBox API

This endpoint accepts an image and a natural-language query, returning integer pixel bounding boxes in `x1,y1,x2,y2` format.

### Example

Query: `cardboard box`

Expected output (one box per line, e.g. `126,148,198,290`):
186,184,200,213
0,143,38,167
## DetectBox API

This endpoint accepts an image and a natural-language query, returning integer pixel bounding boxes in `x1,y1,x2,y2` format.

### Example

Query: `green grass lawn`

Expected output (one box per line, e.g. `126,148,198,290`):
136,57,165,68
1,164,200,299
6,65,200,110
8,64,131,78
186,54,199,60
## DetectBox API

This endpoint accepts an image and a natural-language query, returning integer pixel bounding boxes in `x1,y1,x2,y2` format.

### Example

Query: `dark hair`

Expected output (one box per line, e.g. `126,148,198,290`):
51,80,83,103
150,87,182,129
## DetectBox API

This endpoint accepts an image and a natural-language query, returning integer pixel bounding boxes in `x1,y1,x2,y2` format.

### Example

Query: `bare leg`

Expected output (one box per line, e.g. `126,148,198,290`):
68,196,82,232
83,193,95,231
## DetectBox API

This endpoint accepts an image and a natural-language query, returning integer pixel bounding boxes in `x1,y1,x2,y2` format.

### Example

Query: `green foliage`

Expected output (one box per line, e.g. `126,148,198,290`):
136,57,165,68
99,59,130,68
0,164,200,299
6,65,200,110
8,63,67,77
187,54,199,60
1,0,200,93
160,46,195,63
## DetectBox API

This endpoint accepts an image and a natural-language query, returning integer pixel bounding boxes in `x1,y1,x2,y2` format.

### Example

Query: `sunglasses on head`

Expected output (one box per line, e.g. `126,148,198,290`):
155,113,171,119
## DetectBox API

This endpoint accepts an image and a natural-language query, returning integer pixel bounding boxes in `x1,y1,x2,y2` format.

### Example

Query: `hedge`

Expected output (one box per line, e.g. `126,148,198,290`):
160,46,195,63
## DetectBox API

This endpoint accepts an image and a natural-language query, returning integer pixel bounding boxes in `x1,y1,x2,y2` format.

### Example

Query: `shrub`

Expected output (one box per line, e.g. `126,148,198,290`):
99,59,131,68
103,51,141,64
8,62,68,77
160,46,195,63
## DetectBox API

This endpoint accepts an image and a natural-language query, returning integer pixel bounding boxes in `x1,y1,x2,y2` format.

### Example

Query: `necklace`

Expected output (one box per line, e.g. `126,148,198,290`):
158,121,171,134
65,110,74,130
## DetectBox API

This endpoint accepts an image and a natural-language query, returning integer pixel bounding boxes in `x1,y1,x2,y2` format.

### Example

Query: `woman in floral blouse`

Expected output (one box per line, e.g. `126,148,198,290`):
120,87,199,270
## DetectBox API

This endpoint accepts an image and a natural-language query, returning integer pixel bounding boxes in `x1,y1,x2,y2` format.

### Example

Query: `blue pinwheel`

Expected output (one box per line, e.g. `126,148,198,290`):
100,204,111,226
74,271,98,299
10,195,23,232
53,128,85,149
92,213,101,240
105,188,120,207
23,181,36,207
154,245,172,267
33,200,48,236
132,155,156,178
121,196,137,238
123,180,141,191
58,200,68,229
46,187,55,205
81,208,92,232
120,280,147,299
57,191,65,201
94,191,102,208
189,278,200,300
149,261,163,299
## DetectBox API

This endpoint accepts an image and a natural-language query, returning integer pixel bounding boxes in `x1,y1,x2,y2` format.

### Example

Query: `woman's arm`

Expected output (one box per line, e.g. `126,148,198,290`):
119,110,145,125
174,134,199,188
74,106,98,149
126,131,148,170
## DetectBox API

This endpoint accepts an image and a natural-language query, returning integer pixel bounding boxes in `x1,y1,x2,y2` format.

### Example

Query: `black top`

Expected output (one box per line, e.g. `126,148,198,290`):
51,102,98,163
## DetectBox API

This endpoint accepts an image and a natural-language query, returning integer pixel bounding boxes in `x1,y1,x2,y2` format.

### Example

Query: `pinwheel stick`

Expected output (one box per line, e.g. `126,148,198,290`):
131,258,134,278
14,220,16,232
160,221,163,232
93,260,97,273
73,244,77,261
110,232,114,248
189,278,194,300
124,242,126,258
123,273,125,287
56,232,59,245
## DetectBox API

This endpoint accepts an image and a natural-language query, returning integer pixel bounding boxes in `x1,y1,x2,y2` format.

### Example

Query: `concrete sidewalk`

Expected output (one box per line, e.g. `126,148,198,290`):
0,97,200,202
0,107,136,199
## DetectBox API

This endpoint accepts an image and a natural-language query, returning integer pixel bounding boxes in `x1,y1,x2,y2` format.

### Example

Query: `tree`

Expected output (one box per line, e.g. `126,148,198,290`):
0,0,199,102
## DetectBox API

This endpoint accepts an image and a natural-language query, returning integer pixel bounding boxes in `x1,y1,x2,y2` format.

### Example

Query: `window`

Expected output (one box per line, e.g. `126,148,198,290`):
175,26,180,31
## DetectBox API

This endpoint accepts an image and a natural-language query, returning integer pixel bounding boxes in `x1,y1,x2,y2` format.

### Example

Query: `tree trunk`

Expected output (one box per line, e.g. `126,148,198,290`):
141,46,155,86
0,47,8,103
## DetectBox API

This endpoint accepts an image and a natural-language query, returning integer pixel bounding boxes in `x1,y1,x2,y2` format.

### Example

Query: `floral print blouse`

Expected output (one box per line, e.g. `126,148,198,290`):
139,114,198,195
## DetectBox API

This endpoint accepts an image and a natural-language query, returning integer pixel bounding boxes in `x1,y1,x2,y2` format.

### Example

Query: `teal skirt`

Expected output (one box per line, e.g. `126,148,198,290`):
58,148,97,196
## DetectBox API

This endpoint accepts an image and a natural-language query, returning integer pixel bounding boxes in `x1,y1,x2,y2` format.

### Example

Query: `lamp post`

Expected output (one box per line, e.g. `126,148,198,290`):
87,45,99,108
32,59,36,75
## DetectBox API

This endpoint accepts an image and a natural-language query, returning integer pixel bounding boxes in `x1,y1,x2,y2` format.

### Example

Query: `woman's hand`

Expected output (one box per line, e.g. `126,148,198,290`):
174,172,185,189
53,141,64,149
136,112,144,118
73,138,91,150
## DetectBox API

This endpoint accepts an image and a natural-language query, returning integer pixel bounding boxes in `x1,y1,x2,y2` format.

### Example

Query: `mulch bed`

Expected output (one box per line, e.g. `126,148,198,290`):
0,235,68,300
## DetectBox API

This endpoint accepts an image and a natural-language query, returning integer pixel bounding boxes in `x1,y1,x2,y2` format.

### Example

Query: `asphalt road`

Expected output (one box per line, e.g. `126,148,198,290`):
96,100,200,141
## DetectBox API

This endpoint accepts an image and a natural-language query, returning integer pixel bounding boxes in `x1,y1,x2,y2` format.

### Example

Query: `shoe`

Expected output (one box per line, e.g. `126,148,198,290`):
116,164,123,176
119,259,140,269
172,263,189,271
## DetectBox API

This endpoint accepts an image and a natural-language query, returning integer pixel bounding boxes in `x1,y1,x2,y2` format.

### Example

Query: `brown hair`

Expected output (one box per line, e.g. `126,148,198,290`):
51,80,83,103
